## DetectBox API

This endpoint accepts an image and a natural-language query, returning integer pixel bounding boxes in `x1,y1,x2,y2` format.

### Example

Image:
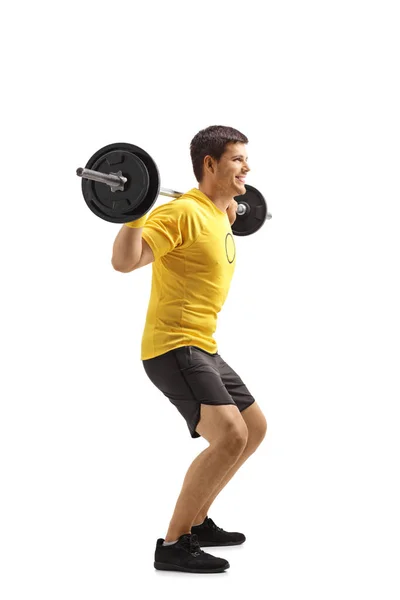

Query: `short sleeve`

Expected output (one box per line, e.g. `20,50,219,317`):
142,202,185,260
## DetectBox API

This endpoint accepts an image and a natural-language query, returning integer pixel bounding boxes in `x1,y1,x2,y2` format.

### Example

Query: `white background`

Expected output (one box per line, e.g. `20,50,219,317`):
1,0,399,598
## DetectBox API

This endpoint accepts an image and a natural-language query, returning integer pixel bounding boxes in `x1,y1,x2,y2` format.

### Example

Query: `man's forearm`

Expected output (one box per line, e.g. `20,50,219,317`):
111,225,143,271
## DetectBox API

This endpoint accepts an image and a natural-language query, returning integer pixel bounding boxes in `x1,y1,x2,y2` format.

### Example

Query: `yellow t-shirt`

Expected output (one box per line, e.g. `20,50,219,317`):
141,188,236,359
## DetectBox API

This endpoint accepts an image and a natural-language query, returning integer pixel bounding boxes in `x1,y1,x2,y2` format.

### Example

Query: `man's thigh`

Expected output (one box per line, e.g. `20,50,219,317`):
214,353,256,413
143,346,237,439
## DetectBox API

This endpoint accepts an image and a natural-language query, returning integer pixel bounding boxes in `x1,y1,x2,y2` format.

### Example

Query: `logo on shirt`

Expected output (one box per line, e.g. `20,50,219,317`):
225,233,236,264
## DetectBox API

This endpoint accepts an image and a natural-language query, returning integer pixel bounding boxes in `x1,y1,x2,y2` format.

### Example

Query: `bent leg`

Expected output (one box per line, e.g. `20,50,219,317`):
164,404,248,542
193,401,268,525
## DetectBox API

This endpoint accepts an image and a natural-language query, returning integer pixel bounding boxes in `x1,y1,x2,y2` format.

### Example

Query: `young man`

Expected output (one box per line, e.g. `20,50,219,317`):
112,125,267,573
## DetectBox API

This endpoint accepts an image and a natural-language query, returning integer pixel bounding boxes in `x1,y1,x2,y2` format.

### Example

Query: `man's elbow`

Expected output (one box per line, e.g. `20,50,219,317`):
111,258,137,273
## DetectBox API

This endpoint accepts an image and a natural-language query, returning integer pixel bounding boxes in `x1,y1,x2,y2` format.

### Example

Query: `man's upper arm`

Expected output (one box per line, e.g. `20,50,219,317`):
140,202,185,261
132,238,155,271
133,199,198,268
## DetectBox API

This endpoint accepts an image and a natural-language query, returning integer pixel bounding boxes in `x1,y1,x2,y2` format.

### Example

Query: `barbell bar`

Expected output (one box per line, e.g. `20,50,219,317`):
76,167,184,201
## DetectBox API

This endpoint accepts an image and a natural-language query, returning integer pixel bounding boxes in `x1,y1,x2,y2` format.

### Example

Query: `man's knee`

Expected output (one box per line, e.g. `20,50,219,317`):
210,414,248,458
241,402,268,449
219,420,248,455
196,404,248,452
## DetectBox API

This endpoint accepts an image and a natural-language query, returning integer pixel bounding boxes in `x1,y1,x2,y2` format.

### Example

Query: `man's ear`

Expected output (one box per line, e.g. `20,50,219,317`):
204,155,215,175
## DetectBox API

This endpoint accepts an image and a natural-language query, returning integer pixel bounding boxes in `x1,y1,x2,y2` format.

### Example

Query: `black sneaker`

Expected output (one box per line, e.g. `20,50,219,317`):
154,533,230,573
191,516,246,547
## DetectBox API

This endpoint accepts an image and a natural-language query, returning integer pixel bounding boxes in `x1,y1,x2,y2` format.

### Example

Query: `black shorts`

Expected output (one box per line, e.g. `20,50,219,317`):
142,345,255,438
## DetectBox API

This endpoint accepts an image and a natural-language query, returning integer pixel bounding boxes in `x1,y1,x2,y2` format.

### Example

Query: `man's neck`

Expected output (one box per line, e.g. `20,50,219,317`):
198,183,232,213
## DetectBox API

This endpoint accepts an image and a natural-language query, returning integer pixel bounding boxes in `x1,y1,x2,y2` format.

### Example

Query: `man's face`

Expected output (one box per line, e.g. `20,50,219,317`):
212,142,250,196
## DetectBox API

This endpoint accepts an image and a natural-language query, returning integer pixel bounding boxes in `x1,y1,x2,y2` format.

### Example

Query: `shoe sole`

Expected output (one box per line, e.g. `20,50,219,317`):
198,540,245,547
154,561,229,573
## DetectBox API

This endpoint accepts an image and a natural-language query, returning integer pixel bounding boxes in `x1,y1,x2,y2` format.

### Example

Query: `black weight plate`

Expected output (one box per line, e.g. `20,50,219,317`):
82,142,160,224
122,143,161,223
232,184,268,236
92,151,149,220
83,144,149,221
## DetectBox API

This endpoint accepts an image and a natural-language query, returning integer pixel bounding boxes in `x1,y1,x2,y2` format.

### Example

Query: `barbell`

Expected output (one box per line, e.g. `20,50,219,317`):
76,142,272,236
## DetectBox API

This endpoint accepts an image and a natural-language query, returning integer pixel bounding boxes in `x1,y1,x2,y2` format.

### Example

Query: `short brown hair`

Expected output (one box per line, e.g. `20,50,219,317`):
190,125,248,182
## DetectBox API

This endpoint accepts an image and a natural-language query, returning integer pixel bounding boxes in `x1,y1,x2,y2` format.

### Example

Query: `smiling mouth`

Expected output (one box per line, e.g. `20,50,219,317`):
236,177,246,184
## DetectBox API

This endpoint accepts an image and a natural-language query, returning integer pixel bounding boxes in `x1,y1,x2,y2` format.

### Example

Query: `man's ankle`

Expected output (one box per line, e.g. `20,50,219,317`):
192,516,207,527
164,530,191,543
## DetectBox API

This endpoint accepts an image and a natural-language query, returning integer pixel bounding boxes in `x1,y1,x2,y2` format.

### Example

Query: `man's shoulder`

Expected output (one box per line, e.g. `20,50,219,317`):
173,196,197,211
147,189,205,230
166,191,201,217
148,194,194,216
174,188,199,204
